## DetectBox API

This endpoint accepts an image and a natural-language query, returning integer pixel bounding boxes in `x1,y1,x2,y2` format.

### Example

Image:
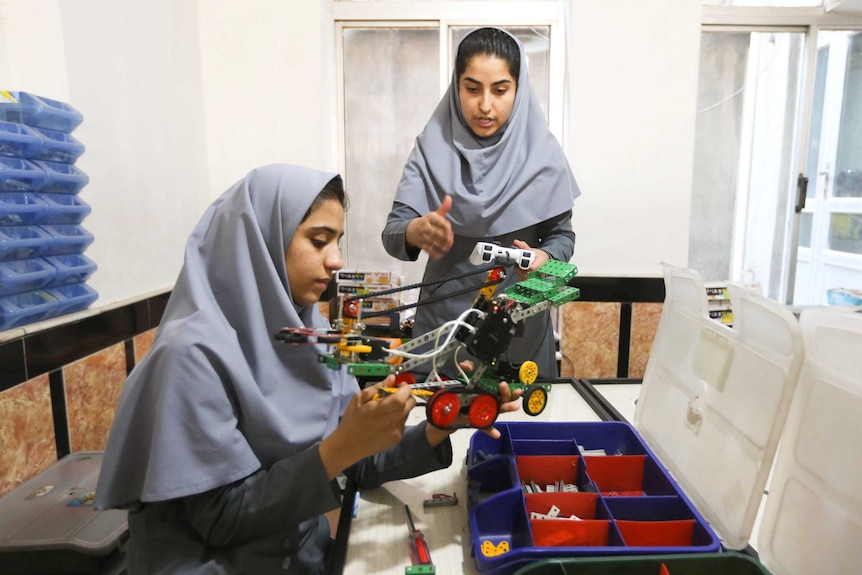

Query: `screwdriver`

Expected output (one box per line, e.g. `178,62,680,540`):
404,504,435,574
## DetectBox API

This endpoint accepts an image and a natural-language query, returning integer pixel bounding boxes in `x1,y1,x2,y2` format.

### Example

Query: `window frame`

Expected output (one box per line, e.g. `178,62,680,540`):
331,1,567,178
700,6,862,303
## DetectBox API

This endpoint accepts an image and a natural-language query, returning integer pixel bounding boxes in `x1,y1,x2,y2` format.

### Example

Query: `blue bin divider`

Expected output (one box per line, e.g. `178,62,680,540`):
41,224,94,256
468,453,522,504
46,282,98,316
602,495,691,522
0,92,83,133
0,192,49,225
0,258,57,296
468,428,510,467
33,160,89,194
33,193,91,225
470,489,537,575
29,127,85,164
44,253,97,287
0,225,54,261
0,289,59,331
0,121,42,159
0,157,47,192
467,422,722,574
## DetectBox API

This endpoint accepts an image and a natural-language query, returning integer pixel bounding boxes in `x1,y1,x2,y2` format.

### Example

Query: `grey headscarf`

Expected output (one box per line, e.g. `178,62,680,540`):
394,27,580,238
96,164,356,508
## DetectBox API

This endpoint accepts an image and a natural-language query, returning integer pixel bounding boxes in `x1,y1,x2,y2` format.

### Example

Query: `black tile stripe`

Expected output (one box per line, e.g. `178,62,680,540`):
49,370,70,458
0,291,170,392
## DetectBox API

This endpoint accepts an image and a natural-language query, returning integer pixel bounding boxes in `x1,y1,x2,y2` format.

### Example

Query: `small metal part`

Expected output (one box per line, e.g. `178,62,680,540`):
423,492,458,508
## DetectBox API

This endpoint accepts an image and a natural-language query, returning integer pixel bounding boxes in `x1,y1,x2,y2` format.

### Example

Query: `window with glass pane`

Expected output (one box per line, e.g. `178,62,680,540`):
341,27,439,282
794,30,862,304
834,32,862,199
690,31,804,302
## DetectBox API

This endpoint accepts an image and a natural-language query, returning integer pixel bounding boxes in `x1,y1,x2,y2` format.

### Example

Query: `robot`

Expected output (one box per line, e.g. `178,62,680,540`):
276,244,580,430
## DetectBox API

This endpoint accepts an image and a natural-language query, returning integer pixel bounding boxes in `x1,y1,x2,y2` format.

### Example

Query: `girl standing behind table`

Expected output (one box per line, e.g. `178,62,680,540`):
382,27,581,378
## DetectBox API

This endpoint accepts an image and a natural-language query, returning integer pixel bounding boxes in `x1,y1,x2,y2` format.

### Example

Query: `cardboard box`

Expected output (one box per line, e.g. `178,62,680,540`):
336,282,398,297
335,270,404,287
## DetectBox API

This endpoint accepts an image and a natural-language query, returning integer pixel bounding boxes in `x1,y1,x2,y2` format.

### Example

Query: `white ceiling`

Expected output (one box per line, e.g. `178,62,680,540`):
826,0,862,15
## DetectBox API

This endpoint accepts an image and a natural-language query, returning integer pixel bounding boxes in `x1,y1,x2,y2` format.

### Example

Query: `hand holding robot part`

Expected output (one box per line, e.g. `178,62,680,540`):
320,377,415,478
512,239,550,280
469,241,536,270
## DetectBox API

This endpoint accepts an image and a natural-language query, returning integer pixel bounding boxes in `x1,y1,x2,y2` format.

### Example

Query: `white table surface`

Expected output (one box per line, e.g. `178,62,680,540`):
342,383,602,575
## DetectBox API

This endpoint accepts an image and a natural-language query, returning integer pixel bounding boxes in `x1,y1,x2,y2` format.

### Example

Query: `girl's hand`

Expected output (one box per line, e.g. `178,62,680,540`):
320,375,414,478
406,196,454,260
512,239,550,280
479,381,523,439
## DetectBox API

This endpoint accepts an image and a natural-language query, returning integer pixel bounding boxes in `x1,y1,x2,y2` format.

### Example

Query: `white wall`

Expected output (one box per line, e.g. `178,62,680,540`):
197,0,335,194
566,0,702,277
0,0,334,308
0,0,211,306
1,0,700,309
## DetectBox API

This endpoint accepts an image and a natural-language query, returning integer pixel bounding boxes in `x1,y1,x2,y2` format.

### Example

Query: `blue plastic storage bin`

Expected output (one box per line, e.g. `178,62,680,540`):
0,157,47,192
46,282,98,316
30,127,85,163
0,289,59,331
0,258,57,296
44,254,97,287
0,121,42,159
33,193,91,225
0,192,49,225
42,224,94,256
466,422,721,575
0,225,54,261
0,91,83,133
34,160,89,194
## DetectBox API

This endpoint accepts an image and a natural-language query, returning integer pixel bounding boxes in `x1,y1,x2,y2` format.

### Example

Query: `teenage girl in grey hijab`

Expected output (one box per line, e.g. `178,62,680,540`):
96,164,512,574
382,27,581,378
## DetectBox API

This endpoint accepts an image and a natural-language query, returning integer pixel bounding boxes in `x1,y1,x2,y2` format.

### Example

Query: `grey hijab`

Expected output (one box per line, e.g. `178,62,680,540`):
394,28,580,238
96,164,356,509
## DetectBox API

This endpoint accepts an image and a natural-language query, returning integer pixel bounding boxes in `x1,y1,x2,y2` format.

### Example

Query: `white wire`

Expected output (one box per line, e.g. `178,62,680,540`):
386,308,484,360
386,320,474,360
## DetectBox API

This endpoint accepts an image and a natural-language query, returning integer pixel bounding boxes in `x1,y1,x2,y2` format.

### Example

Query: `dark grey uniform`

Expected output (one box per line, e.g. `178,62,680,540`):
382,202,575,378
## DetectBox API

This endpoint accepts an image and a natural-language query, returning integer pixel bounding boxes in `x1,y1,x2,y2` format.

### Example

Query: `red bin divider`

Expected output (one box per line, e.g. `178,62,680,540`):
584,455,646,493
516,455,580,488
531,519,611,548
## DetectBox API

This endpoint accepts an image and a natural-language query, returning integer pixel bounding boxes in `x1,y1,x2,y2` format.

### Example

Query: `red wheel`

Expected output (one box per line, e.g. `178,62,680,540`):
427,390,460,429
468,394,500,429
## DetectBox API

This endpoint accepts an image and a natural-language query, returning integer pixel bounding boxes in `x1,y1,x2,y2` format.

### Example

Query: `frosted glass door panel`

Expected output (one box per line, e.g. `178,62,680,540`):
342,27,440,286
689,31,804,301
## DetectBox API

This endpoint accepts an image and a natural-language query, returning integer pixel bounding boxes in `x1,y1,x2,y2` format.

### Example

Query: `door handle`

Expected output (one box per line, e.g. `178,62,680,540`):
795,173,809,213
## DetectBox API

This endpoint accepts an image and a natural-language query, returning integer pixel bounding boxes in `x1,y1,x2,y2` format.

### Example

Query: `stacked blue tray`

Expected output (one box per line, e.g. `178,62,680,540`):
0,92,97,331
